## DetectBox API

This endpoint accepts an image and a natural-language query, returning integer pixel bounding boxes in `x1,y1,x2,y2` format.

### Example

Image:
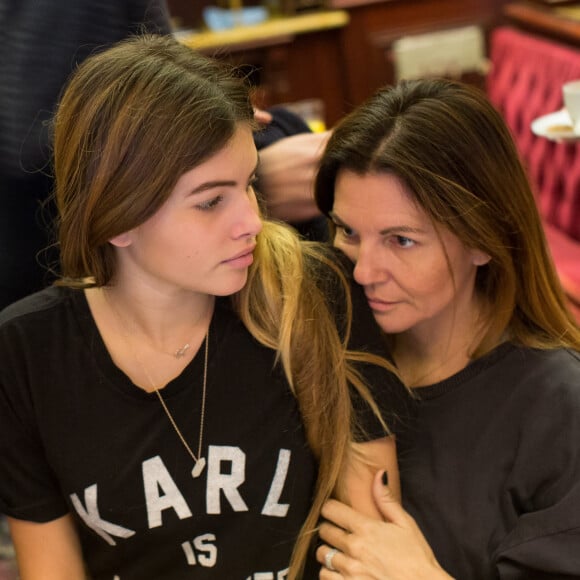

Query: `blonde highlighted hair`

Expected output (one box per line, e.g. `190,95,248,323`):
235,221,389,573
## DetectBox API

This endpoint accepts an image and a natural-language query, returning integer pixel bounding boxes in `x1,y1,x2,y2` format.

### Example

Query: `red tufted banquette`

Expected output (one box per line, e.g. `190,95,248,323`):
487,26,580,320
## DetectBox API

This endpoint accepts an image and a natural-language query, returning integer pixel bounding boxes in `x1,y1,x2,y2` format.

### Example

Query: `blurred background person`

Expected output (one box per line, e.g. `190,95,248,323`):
0,4,170,574
0,0,172,310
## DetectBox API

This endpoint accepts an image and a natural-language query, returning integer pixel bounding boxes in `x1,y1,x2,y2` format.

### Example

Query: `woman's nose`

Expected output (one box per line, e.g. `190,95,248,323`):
353,245,388,287
233,188,263,240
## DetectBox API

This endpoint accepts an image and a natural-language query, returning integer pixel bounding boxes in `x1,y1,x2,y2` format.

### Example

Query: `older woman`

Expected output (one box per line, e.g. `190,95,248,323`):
315,78,580,579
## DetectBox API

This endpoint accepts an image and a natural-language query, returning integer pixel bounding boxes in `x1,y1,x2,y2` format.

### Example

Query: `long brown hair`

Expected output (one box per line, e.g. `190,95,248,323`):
53,34,390,577
316,78,580,353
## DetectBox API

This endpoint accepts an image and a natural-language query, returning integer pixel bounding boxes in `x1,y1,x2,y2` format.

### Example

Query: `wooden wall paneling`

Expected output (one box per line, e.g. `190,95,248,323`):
282,29,349,125
169,0,511,126
336,0,501,109
503,2,580,46
166,0,207,28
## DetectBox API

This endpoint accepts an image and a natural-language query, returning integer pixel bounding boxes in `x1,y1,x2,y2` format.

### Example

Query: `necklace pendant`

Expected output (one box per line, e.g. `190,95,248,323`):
191,457,206,478
174,343,191,359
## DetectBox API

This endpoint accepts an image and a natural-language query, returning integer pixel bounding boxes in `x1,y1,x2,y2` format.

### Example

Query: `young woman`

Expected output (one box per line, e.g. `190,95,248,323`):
0,35,409,579
314,78,580,579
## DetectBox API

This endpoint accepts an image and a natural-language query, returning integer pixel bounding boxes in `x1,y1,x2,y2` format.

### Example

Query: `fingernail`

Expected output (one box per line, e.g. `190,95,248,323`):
382,470,389,486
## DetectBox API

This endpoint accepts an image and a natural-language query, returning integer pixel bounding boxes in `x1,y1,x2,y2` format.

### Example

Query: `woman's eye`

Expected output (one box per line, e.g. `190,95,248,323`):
335,225,356,240
393,235,415,248
195,195,223,211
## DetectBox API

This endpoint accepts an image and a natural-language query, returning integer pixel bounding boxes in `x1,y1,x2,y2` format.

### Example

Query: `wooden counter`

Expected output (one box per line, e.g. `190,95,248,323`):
504,1,580,46
178,10,349,52
176,10,350,125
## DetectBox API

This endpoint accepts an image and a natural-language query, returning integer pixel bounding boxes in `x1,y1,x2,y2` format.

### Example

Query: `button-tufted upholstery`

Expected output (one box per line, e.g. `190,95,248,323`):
487,26,580,320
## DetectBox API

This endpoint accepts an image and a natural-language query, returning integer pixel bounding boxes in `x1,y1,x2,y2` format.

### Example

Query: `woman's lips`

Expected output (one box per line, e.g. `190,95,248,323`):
223,245,256,267
366,295,399,311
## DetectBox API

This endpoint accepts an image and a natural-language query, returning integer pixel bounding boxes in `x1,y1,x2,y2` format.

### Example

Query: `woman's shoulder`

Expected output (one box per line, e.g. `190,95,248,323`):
496,345,580,415
0,286,79,330
509,345,580,381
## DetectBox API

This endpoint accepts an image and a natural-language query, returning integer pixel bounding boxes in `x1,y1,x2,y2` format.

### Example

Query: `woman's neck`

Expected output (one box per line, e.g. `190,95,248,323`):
391,299,490,388
98,280,214,349
392,337,473,387
85,282,215,391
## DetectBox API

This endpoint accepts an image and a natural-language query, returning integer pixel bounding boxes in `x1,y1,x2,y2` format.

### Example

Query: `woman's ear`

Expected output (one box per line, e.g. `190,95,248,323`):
108,231,134,248
471,249,491,266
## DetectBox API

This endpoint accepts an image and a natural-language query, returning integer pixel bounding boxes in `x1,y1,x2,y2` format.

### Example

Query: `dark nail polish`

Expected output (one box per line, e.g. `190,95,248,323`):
382,470,389,486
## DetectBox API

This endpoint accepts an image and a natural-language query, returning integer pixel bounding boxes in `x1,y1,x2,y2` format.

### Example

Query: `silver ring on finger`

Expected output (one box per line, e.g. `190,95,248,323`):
325,548,339,571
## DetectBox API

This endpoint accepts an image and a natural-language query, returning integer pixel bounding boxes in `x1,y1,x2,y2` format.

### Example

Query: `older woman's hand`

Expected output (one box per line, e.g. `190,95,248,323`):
316,471,454,580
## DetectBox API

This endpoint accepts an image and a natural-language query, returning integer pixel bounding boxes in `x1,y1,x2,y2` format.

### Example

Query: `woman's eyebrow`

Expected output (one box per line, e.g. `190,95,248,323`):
329,211,348,227
329,211,425,235
187,160,260,197
187,180,236,196
378,225,426,236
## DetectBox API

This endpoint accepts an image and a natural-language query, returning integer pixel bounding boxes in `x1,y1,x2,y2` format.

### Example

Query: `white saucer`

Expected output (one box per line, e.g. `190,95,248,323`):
531,109,580,142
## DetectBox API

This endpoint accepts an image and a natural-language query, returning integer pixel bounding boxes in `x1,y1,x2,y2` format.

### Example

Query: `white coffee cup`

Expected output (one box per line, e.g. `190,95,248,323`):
563,80,580,131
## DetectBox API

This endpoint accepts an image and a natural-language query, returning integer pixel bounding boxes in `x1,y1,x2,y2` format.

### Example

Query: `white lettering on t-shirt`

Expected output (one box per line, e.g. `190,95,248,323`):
245,569,289,580
70,484,135,546
261,449,290,517
206,445,249,514
143,455,193,528
195,533,217,566
181,533,217,567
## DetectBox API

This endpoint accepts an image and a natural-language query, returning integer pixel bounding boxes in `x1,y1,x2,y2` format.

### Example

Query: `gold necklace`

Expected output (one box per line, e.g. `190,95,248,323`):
103,289,210,477
148,330,209,479
174,343,192,359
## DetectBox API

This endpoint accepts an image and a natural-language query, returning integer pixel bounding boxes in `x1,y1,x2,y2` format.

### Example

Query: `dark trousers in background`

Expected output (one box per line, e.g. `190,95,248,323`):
0,177,57,311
